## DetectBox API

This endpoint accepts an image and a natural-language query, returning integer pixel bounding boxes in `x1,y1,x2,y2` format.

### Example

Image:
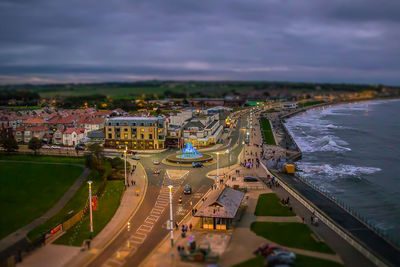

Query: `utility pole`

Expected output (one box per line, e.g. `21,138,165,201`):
168,185,174,247
88,181,93,239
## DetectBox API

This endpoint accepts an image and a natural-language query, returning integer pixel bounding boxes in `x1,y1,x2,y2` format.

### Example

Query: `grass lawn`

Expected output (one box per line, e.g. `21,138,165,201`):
27,170,103,242
260,118,276,145
54,180,124,246
233,254,342,267
254,193,296,216
299,100,325,108
250,222,334,254
0,162,83,239
0,154,84,164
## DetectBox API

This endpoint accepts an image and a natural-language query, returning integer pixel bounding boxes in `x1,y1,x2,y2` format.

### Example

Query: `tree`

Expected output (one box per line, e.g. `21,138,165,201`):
1,137,18,152
0,127,18,153
28,137,43,155
88,143,104,159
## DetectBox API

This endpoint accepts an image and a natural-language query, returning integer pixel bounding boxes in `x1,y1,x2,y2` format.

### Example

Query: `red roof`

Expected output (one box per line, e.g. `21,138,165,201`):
22,117,47,124
63,127,85,135
25,126,48,132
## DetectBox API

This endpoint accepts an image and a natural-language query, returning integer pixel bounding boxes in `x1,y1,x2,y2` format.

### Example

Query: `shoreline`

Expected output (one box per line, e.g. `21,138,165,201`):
269,98,400,265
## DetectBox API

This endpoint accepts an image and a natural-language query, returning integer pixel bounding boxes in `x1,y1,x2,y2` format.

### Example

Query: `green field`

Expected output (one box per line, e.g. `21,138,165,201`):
233,254,342,267
54,180,124,246
27,170,102,242
0,162,83,239
299,100,325,108
250,222,334,254
260,118,276,145
254,193,296,216
0,154,84,164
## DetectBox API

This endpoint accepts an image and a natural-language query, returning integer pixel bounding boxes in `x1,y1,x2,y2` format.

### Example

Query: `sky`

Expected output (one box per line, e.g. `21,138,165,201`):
0,0,399,85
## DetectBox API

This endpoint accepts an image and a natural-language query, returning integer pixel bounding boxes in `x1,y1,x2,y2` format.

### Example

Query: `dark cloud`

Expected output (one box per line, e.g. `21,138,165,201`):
0,0,399,84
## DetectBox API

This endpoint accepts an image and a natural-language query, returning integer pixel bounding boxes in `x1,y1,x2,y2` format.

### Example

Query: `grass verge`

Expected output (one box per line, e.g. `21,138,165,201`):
250,222,334,254
27,170,102,242
0,154,84,164
299,100,325,108
254,193,296,216
233,254,342,267
0,162,83,239
53,180,124,246
260,118,276,145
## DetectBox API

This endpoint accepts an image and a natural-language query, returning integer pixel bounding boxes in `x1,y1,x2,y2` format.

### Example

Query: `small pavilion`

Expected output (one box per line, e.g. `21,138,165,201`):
194,186,245,230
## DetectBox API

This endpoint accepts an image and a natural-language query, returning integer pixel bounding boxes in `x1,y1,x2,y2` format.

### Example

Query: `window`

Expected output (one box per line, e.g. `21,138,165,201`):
108,122,111,126
133,123,136,126
149,134,153,139
116,123,119,126
108,133,112,138
124,128,128,132
140,134,144,139
140,123,144,126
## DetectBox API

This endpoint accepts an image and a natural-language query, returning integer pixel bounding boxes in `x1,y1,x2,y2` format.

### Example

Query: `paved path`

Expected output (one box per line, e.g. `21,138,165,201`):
62,160,147,267
0,165,89,253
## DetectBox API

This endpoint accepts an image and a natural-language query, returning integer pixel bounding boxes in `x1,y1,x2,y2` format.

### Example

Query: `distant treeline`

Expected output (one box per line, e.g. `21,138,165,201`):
0,80,393,93
0,90,40,106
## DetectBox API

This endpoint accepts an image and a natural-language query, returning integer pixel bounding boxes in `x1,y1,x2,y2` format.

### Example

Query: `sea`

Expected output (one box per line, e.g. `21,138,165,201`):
285,99,400,244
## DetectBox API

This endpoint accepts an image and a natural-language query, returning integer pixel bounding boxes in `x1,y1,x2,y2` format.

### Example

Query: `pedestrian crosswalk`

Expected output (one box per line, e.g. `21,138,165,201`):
101,172,185,267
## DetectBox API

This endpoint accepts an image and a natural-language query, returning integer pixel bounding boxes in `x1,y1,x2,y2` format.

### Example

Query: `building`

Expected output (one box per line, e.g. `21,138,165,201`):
182,114,223,148
62,128,86,146
105,116,166,150
24,126,47,143
194,187,245,230
86,130,106,144
280,102,298,110
77,117,105,132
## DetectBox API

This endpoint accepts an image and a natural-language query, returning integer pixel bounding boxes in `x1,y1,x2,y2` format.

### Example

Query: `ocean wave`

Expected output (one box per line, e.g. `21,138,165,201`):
296,162,381,180
292,134,351,153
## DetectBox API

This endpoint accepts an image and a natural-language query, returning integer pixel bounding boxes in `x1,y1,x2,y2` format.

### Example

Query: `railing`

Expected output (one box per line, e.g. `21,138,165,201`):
260,163,388,267
294,173,400,248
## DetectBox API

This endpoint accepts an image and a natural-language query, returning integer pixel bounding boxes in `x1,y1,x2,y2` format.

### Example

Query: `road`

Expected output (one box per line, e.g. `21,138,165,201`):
88,114,248,267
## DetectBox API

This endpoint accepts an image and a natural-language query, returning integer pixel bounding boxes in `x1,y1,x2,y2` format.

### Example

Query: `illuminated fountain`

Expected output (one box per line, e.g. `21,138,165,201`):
166,142,213,165
177,142,202,159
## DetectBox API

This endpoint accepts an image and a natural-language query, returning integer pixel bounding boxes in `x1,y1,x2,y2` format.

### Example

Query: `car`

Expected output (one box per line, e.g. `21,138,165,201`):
51,145,61,149
75,145,85,151
192,162,203,168
153,160,160,165
42,145,51,149
132,155,140,160
183,185,192,194
244,176,258,182
266,251,296,266
154,169,161,174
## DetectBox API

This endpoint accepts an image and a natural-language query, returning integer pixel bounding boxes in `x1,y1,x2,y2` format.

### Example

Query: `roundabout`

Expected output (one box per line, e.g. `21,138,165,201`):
164,142,214,166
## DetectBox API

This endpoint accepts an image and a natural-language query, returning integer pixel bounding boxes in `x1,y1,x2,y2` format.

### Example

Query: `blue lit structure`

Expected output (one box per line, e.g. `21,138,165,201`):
177,142,202,159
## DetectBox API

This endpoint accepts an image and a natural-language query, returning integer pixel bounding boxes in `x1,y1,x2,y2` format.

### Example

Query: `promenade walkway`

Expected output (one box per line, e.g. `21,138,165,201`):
0,165,89,254
17,160,147,267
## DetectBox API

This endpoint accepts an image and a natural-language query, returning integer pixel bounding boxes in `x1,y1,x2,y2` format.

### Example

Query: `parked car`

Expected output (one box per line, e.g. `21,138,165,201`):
266,250,296,266
51,145,61,149
132,155,140,160
154,169,161,174
183,185,192,194
75,145,85,151
192,162,203,168
153,160,160,165
42,145,51,149
244,176,258,182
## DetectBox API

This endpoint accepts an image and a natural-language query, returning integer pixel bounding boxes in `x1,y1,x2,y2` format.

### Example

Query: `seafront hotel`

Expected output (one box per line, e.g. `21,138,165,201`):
105,116,166,150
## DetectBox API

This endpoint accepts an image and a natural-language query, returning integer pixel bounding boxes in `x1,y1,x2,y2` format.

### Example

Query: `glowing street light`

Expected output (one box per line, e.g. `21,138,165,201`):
168,185,174,247
124,146,128,188
88,181,93,239
216,152,220,189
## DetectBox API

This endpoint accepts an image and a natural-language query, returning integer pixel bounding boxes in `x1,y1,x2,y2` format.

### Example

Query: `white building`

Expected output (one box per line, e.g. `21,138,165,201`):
62,128,87,146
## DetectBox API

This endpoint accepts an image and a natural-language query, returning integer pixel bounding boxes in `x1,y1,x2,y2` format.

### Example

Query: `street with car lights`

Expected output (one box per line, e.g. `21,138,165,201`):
88,113,249,267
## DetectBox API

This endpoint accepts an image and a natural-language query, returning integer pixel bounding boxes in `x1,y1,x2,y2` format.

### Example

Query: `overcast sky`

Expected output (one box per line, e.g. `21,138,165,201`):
0,0,399,85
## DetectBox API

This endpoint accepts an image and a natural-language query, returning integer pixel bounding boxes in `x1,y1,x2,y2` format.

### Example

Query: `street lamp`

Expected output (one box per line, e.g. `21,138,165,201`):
216,152,220,189
124,146,127,188
88,181,93,239
168,185,174,247
226,149,231,169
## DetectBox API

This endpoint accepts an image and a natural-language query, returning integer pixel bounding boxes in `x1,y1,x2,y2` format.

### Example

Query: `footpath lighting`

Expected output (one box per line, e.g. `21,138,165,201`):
124,146,128,188
168,185,174,247
216,152,220,189
88,181,93,239
226,149,231,169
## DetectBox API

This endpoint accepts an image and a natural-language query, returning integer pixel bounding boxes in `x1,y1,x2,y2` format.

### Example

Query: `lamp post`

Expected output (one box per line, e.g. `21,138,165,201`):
168,185,174,247
124,146,127,188
216,152,220,189
227,149,231,169
88,181,93,239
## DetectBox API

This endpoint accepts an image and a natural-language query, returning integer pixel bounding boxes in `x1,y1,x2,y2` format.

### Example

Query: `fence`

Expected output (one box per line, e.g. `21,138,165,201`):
260,163,388,267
